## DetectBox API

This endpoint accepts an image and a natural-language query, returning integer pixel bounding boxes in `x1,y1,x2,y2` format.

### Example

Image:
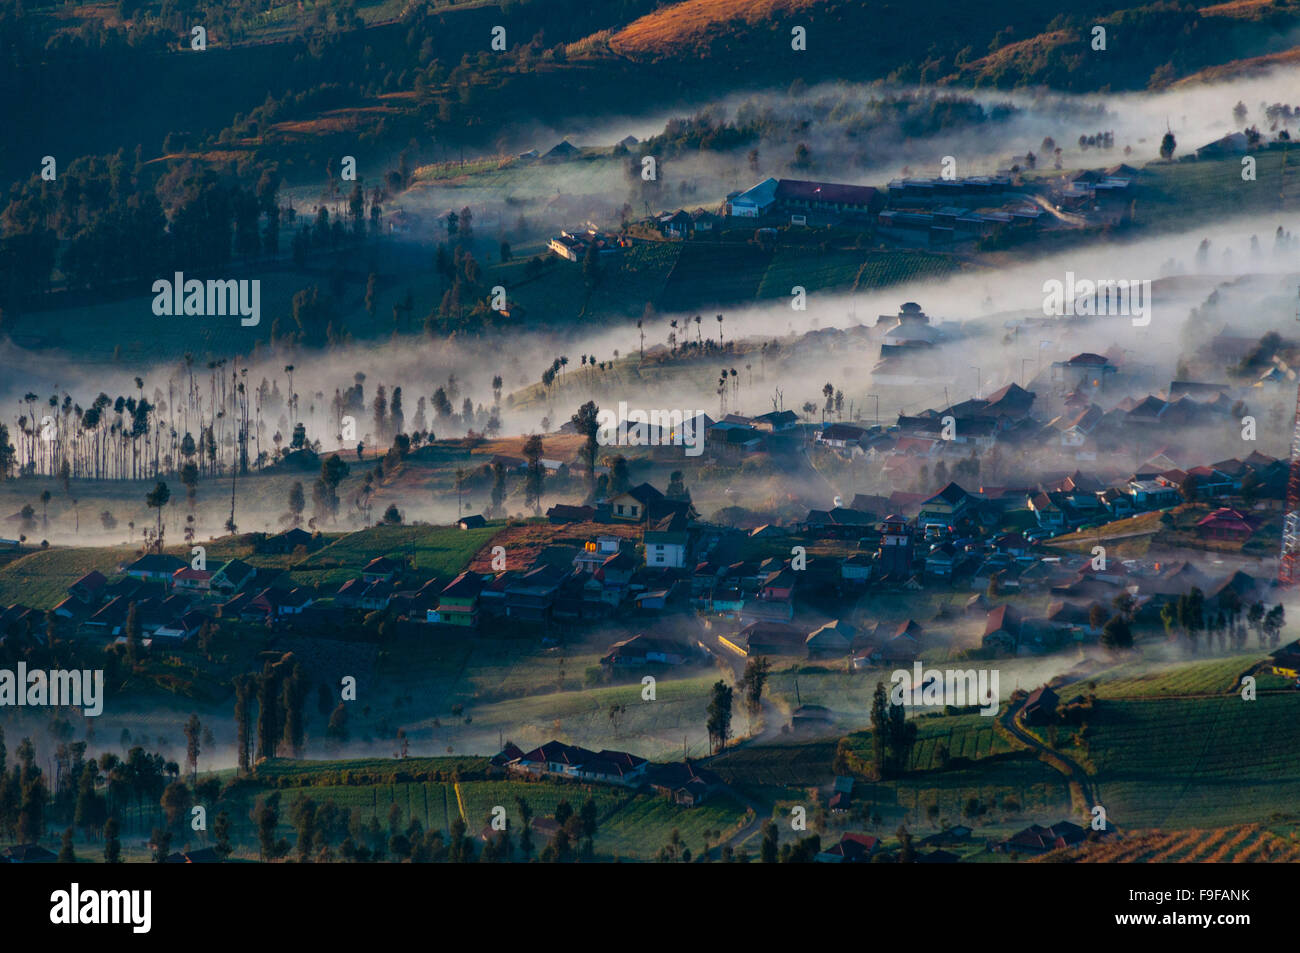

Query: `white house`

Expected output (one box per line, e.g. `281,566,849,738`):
726,177,778,217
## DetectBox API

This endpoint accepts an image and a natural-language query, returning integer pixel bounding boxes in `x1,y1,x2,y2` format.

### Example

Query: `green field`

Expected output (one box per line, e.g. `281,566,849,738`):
289,523,499,587
1087,695,1300,828
709,741,839,788
0,545,136,609
455,779,628,831
1090,654,1271,699
595,791,751,860
1136,150,1300,231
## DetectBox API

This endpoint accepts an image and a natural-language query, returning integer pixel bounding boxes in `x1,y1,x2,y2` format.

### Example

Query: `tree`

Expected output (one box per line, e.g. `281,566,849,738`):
1264,604,1286,647
1159,130,1177,160
896,825,915,863
282,663,306,757
151,827,172,862
490,461,506,516
1101,614,1133,652
570,401,601,502
254,794,285,861
213,810,233,860
706,680,734,754
145,480,170,550
184,714,201,784
739,657,771,719
58,827,76,863
125,602,144,664
582,241,601,289
104,817,122,863
1178,587,1205,653
523,434,545,515
869,681,890,778
233,674,254,775
609,455,630,495
286,481,305,527
760,820,779,863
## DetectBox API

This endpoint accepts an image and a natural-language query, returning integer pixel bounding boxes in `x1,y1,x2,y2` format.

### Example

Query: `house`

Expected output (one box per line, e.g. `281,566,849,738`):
602,633,693,666
68,571,107,605
690,208,721,232
864,625,924,668
507,740,649,789
982,605,1022,654
725,177,779,217
752,410,799,432
791,704,834,730
1047,601,1102,641
1195,507,1255,542
171,567,212,593
153,610,207,641
816,832,879,864
841,552,874,585
803,507,875,539
608,483,665,522
1127,479,1179,509
504,564,571,623
598,549,638,589
805,619,856,657
1021,685,1059,725
658,208,693,237
774,178,883,219
918,482,973,530
646,761,722,806
361,556,402,583
547,504,595,524
575,535,624,573
210,559,257,595
357,579,395,612
1196,131,1249,159
542,138,580,160
758,568,795,602
997,821,1088,854
80,596,133,638
722,621,806,656
644,514,689,569
816,423,868,449
579,750,649,786
1050,352,1116,393
433,571,484,627
921,825,973,847
262,527,314,554
457,514,486,530
122,553,187,580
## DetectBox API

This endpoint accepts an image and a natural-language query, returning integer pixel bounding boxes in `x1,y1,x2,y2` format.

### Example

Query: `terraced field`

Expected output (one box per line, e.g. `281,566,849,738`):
289,523,499,588
852,251,962,290
0,545,135,609
1087,696,1300,828
1038,824,1300,862
1091,655,1268,699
